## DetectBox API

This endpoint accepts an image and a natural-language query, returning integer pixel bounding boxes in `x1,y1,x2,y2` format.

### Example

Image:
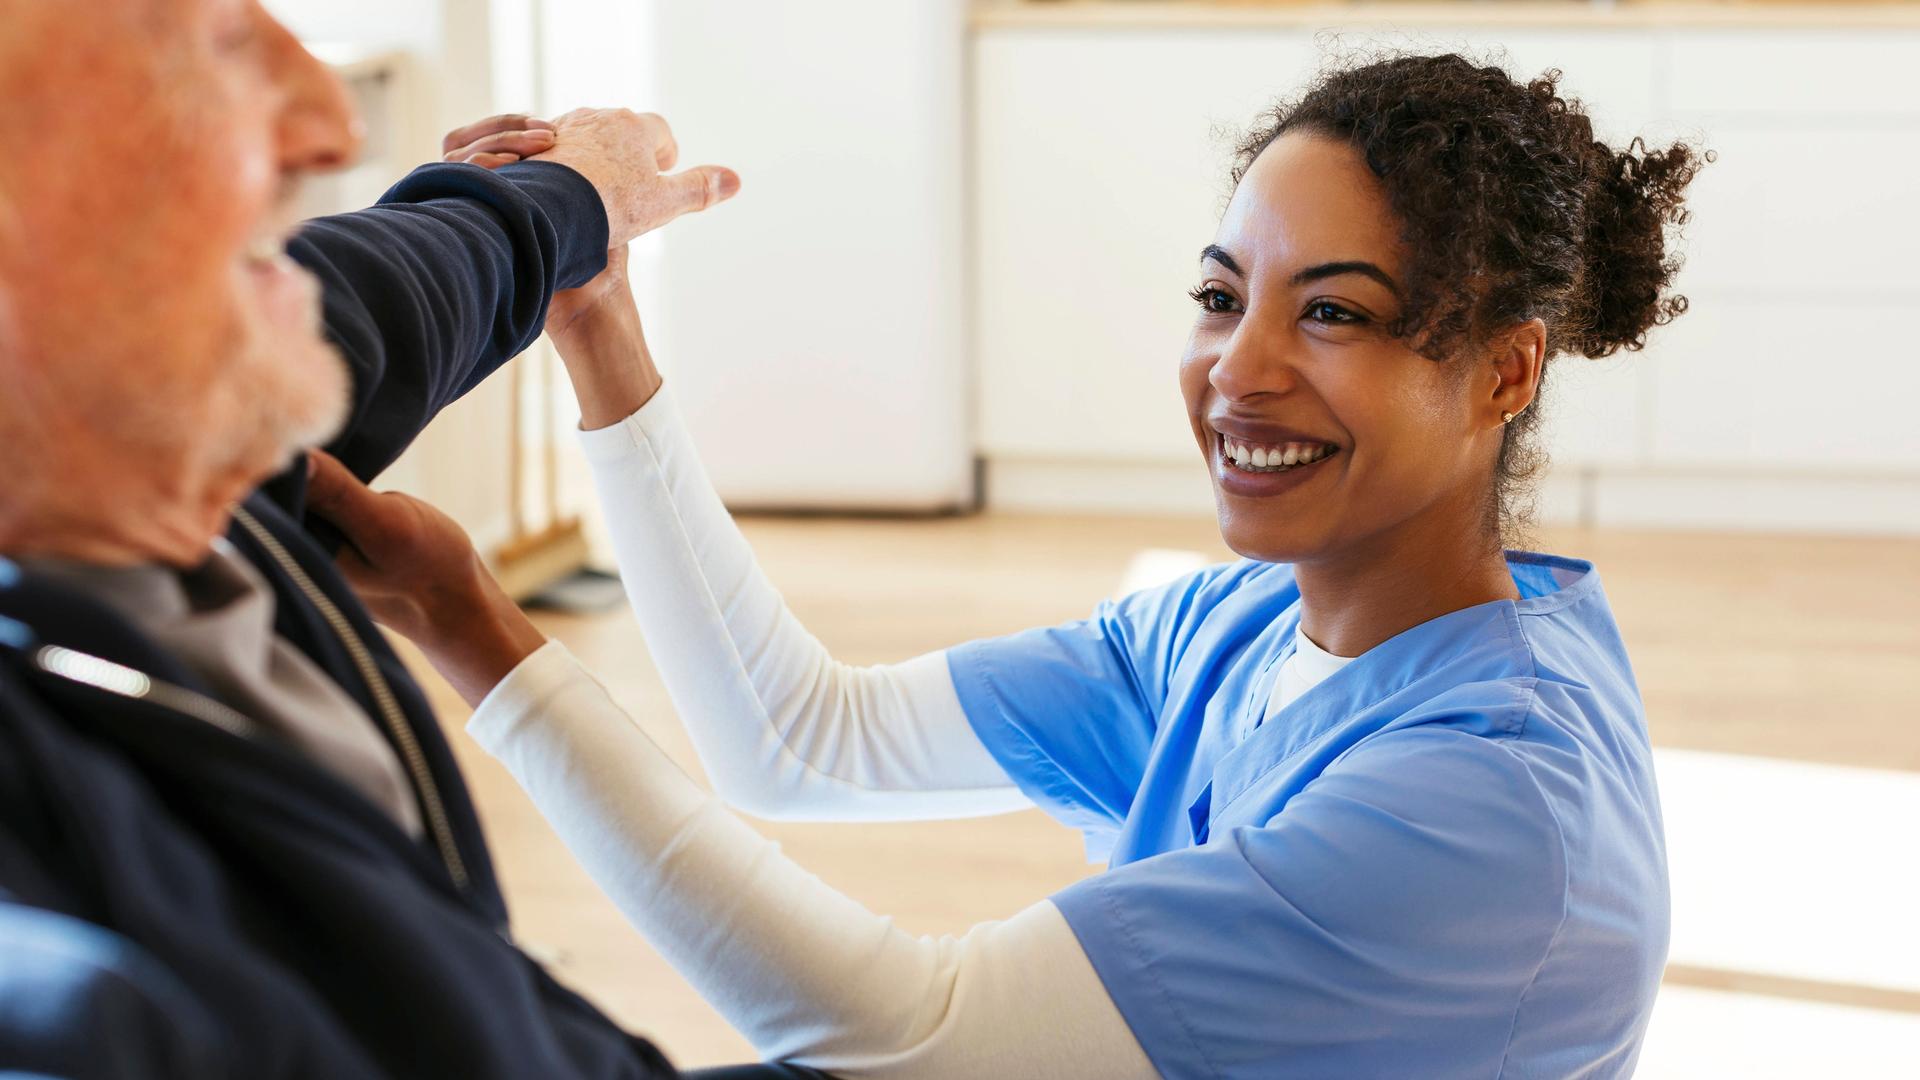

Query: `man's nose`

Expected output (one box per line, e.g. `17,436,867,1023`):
264,15,363,176
1209,314,1302,403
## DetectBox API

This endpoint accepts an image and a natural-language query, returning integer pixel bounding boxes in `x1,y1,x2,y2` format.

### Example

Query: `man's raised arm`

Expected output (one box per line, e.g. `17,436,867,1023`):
274,109,737,498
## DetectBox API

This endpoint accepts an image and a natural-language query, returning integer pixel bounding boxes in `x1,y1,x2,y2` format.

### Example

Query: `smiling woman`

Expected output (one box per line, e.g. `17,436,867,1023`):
327,51,1706,1080
1182,55,1704,657
1201,55,1701,548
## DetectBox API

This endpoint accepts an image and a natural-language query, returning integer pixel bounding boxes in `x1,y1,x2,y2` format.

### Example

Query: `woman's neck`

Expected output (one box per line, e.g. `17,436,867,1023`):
1291,495,1518,659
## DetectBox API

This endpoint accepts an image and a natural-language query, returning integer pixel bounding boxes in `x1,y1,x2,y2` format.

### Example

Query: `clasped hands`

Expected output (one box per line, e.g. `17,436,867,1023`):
440,108,739,255
305,108,732,704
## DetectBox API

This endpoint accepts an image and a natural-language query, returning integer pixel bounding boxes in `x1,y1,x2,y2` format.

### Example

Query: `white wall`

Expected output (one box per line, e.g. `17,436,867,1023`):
972,23,1920,534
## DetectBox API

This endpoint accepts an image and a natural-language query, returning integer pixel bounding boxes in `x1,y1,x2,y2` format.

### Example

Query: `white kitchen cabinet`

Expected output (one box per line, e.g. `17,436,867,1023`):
973,29,1319,465
1663,30,1920,121
1647,294,1920,471
1678,126,1920,298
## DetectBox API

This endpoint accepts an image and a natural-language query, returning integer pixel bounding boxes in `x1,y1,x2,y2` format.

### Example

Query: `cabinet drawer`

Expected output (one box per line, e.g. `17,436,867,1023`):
1678,127,1920,296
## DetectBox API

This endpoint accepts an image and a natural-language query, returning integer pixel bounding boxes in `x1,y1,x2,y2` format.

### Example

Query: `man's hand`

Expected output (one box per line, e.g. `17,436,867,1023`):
445,109,739,247
305,451,547,707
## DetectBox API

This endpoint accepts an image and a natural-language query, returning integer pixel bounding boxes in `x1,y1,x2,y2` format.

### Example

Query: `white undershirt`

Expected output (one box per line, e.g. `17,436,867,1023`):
467,386,1153,1078
1265,630,1357,722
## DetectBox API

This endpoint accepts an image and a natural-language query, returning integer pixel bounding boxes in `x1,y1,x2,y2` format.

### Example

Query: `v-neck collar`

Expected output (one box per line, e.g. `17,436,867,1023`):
1211,552,1602,819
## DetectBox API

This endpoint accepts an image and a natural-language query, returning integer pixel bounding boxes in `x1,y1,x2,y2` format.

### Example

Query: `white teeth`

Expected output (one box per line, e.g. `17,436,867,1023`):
1221,433,1337,472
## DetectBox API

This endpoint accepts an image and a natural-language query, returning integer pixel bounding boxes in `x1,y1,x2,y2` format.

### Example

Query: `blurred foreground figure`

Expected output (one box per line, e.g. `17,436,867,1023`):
0,2,791,1076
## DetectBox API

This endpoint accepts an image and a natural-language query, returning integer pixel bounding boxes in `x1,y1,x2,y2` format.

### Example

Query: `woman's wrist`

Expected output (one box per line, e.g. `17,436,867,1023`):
551,300,664,430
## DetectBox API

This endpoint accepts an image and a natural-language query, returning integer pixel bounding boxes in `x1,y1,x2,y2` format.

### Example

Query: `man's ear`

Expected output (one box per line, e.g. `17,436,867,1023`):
1488,318,1547,427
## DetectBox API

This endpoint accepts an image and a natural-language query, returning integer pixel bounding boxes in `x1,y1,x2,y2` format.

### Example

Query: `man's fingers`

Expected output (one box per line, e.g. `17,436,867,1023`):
442,128,554,164
662,165,741,218
441,113,552,154
304,451,393,555
458,152,520,170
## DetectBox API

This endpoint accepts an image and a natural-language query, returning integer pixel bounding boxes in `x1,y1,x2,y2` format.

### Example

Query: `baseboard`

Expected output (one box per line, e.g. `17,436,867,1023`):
1575,469,1920,535
984,458,1216,516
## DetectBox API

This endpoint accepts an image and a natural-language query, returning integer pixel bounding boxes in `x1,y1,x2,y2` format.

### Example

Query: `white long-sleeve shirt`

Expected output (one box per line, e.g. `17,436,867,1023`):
468,386,1155,1078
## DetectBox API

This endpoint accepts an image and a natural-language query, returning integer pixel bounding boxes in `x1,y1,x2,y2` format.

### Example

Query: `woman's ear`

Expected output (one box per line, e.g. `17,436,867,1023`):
1488,318,1547,427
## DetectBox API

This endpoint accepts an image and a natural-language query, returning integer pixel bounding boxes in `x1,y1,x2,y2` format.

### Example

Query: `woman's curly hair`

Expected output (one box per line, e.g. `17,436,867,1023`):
1232,52,1706,533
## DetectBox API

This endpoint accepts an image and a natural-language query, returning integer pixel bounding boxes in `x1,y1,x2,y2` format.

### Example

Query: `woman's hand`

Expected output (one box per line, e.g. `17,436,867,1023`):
304,451,548,707
441,112,696,428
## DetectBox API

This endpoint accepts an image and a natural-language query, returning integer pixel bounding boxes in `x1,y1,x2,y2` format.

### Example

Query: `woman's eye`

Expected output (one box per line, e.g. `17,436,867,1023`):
1188,286,1241,314
1304,300,1363,325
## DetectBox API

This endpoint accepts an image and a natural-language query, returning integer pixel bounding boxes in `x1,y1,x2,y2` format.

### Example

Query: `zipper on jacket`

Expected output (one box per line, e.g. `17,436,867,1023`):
33,644,262,742
231,507,472,894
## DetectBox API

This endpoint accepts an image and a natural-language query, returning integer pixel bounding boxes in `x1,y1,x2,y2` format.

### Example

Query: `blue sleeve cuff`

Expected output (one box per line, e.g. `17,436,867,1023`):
947,644,1119,862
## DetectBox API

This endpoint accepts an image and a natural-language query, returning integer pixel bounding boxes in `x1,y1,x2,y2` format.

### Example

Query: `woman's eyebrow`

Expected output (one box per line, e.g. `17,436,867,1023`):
1199,245,1242,275
1290,261,1401,295
1200,247,1401,296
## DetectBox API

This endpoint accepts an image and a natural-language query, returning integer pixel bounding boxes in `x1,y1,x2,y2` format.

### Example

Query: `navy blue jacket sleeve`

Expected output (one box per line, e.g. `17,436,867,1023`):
283,159,609,490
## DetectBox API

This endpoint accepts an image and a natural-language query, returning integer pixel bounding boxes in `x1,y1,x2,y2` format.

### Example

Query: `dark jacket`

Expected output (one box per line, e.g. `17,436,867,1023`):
0,161,683,1078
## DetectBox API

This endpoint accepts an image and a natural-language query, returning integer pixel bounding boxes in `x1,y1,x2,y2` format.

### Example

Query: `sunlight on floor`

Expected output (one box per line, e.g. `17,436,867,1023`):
1642,749,1920,1075
1659,749,1918,994
1640,986,1920,1079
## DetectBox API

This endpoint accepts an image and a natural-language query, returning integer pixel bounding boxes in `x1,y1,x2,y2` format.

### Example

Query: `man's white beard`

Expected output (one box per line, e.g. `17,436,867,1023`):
212,333,354,478
191,255,357,482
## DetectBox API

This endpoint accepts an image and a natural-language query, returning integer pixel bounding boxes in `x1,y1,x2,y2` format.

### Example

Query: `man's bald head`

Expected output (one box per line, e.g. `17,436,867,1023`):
0,0,362,565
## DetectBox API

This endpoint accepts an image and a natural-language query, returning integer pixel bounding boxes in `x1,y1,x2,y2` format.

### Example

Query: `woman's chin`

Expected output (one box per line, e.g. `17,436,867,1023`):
1214,510,1325,566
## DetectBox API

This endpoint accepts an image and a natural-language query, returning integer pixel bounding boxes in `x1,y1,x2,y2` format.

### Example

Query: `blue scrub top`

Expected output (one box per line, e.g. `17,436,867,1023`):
948,553,1667,1080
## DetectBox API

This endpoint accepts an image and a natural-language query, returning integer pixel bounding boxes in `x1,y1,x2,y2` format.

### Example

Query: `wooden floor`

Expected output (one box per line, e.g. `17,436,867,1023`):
407,514,1920,1069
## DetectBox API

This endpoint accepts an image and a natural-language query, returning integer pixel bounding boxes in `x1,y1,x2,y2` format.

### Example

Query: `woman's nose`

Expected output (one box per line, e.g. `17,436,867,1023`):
265,15,364,176
1208,317,1302,403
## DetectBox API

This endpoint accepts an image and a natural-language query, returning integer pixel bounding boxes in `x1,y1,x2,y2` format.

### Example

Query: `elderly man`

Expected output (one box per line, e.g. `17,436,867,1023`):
0,2,813,1077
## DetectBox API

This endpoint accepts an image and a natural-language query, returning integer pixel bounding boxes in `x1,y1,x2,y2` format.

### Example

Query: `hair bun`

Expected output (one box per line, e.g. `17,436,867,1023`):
1569,137,1707,359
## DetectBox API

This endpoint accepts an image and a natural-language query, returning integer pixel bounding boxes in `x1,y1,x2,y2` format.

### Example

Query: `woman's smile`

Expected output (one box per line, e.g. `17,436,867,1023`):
1212,426,1342,497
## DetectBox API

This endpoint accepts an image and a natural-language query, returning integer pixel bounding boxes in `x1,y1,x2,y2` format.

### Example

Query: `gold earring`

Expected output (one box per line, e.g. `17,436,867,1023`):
1501,410,1516,424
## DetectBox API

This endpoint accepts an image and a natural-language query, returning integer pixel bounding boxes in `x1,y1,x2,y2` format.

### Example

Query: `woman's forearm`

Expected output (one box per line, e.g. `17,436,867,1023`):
559,352,1025,821
468,642,1154,1078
